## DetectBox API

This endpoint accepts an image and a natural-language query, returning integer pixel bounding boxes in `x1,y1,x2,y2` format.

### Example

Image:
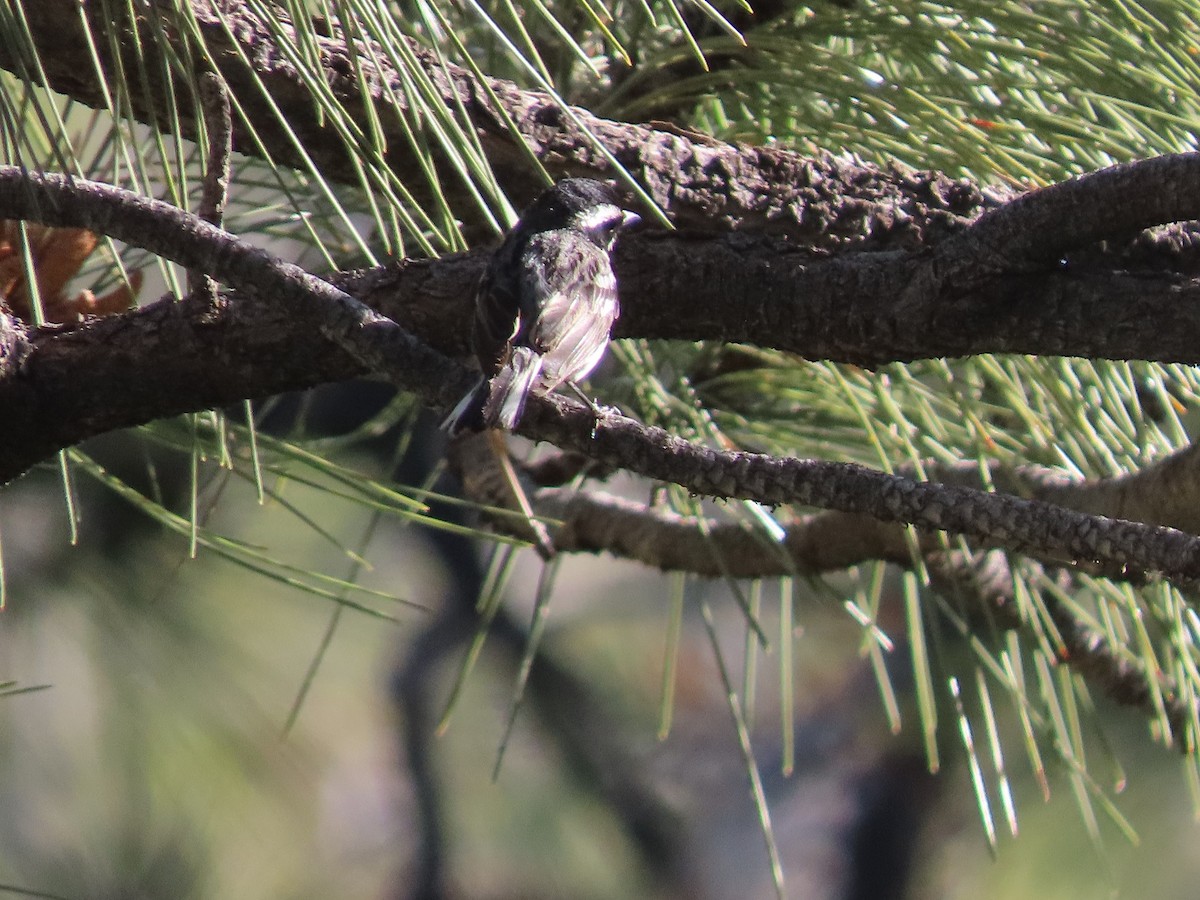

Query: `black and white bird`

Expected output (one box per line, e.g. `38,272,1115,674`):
443,178,640,434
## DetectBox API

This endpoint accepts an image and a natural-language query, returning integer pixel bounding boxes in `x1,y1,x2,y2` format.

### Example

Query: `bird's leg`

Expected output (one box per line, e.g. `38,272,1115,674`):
566,380,602,415
565,381,617,437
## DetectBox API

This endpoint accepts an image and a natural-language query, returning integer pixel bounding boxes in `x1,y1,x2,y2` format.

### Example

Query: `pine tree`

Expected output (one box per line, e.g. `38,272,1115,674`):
2,1,1200,896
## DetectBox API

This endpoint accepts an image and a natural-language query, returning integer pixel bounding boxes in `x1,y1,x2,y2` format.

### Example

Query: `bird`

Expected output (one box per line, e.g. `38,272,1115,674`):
442,178,641,434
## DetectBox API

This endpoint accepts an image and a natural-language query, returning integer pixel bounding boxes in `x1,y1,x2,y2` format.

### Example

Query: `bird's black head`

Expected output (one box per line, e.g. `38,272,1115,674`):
519,178,640,249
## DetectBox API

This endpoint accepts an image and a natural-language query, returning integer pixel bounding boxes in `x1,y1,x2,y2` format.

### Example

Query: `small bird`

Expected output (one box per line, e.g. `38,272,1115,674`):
443,178,640,433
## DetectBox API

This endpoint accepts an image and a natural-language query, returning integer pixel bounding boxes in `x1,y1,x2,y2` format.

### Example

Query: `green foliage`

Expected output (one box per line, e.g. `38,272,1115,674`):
607,1,1200,182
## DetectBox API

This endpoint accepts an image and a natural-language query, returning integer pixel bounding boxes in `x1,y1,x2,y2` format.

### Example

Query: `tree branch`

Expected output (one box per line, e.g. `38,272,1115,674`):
452,440,1200,580
522,396,1200,585
0,169,470,480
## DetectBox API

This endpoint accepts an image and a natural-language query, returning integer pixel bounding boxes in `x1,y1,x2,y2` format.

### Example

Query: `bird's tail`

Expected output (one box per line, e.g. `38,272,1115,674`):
483,347,543,431
440,378,489,434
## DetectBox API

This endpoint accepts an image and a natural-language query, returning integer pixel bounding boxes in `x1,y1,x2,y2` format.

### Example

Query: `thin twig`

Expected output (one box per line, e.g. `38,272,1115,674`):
187,71,233,305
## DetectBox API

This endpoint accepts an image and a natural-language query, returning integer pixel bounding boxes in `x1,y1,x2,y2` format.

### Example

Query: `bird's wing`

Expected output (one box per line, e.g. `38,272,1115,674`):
472,254,524,377
521,234,619,391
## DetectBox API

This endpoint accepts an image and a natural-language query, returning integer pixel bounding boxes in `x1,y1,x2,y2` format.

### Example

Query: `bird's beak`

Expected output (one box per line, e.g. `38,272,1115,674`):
621,210,641,229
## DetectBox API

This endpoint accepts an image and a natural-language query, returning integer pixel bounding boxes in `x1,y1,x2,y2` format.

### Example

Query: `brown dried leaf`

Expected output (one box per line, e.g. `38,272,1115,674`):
0,221,140,323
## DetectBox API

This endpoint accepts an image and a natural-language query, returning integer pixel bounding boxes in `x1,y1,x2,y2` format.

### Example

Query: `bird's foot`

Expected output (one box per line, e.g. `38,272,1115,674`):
587,403,616,438
565,382,615,436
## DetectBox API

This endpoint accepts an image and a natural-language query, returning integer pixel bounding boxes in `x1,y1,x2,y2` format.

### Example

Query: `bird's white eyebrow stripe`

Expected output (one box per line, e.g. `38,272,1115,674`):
574,203,623,230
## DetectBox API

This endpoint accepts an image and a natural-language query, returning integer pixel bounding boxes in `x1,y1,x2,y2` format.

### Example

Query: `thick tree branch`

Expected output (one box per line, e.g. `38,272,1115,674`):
950,154,1200,267
342,229,1200,368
